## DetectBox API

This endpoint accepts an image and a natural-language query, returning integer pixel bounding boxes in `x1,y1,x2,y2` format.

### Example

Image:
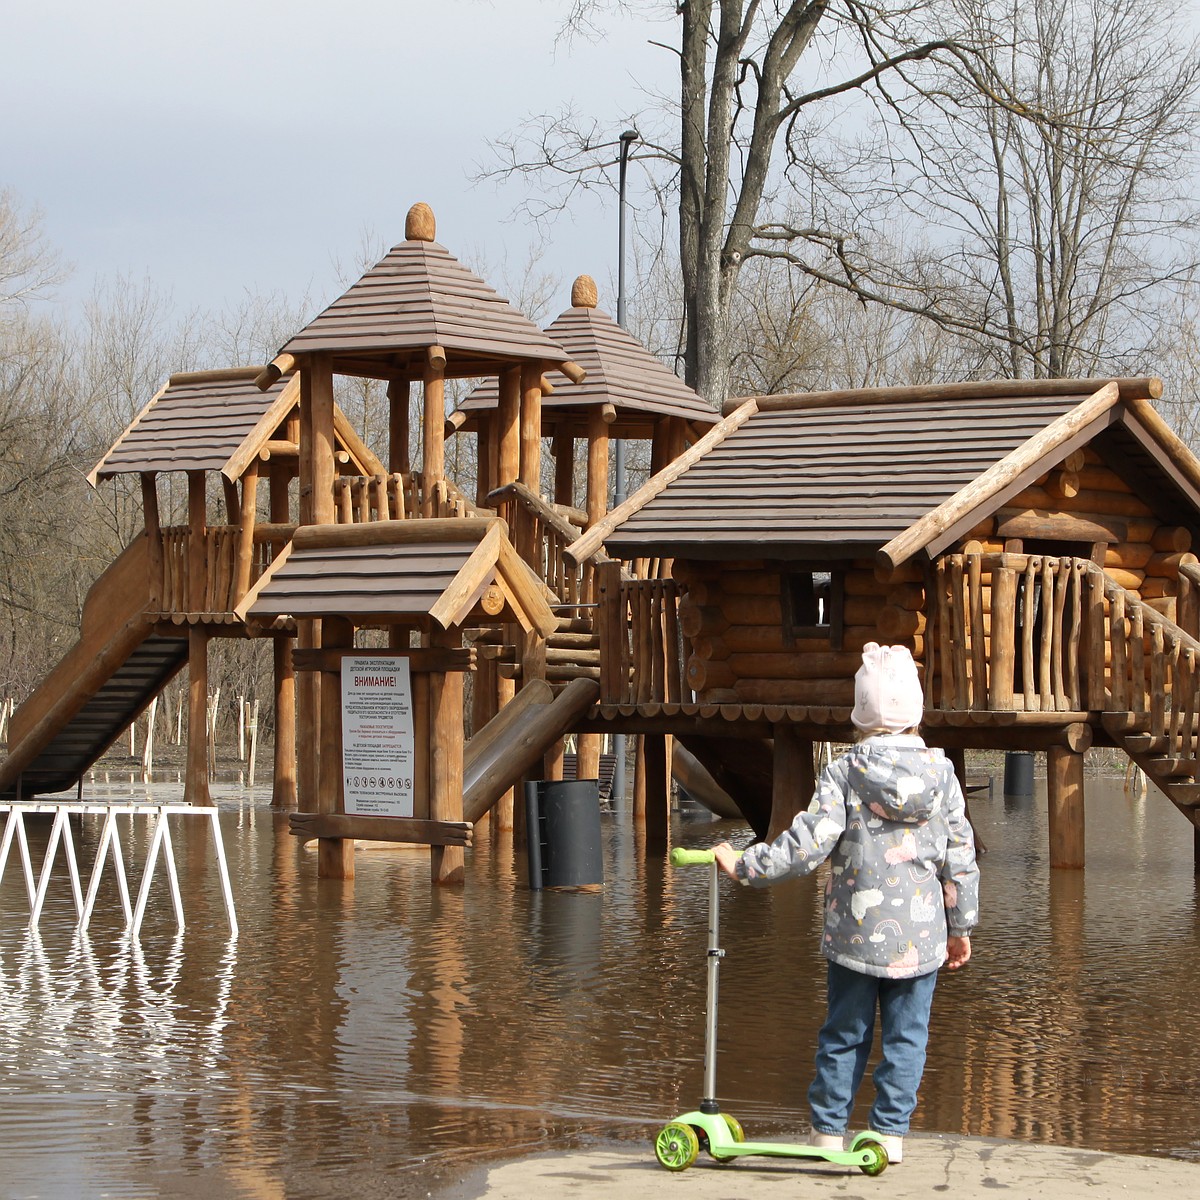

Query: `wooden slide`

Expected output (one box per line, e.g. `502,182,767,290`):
463,677,601,822
0,535,187,798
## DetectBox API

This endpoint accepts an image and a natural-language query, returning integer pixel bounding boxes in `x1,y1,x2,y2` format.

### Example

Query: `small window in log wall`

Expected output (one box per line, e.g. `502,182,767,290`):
782,567,844,649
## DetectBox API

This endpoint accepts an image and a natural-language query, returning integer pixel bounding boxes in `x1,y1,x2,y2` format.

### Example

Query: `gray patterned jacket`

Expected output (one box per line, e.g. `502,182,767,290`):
735,734,980,979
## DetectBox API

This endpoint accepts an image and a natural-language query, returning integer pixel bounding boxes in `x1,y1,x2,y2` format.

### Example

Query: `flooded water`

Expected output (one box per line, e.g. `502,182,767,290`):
2,766,1199,1198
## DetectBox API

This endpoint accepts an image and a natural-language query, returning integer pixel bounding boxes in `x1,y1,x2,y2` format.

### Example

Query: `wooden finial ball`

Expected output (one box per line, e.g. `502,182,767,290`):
406,203,436,241
571,275,598,309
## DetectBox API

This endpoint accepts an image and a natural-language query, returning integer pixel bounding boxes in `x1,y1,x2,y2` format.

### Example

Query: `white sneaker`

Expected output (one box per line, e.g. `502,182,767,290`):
866,1131,903,1164
809,1128,845,1151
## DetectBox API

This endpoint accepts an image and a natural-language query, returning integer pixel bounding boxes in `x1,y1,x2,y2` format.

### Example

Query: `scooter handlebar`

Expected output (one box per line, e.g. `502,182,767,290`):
669,847,717,867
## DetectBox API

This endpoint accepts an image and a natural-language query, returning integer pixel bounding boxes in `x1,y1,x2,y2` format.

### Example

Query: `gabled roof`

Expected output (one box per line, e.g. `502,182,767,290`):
274,204,572,380
585,377,1200,564
455,275,719,438
237,518,556,635
89,368,383,484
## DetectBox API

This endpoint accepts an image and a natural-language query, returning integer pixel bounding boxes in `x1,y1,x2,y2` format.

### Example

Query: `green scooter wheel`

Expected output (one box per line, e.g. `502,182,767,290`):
655,1122,700,1171
858,1140,888,1176
709,1113,745,1162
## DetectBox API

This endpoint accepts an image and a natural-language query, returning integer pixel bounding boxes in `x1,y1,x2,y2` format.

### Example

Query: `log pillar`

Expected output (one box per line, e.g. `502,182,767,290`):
141,473,163,612
769,726,815,842
269,457,297,809
187,471,207,613
641,732,671,850
233,461,259,606
272,636,297,810
317,615,355,879
185,626,209,806
552,431,574,510
387,379,411,475
430,628,466,885
422,348,447,513
1047,745,1086,868
586,407,610,527
494,673,516,830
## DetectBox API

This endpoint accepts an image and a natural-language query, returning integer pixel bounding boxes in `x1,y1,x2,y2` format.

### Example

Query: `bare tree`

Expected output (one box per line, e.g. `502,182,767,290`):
773,0,1200,379
483,1,966,404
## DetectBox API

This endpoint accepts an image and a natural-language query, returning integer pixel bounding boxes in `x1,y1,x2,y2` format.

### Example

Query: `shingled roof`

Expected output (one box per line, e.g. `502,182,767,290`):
455,275,719,438
274,204,572,380
584,378,1200,563
88,368,382,485
238,518,556,635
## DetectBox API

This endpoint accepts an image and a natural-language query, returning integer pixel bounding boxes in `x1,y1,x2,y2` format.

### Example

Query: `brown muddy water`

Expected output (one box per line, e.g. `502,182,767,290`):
1,766,1199,1199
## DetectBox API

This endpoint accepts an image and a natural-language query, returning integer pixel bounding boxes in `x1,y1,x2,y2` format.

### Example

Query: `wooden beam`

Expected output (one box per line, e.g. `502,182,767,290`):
289,813,472,845
293,646,476,673
254,353,297,391
291,516,501,551
724,376,1162,416
877,382,1121,576
307,355,336,526
388,379,411,474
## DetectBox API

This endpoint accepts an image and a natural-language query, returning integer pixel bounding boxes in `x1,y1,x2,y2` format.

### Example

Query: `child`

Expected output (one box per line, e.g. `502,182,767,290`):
712,642,979,1165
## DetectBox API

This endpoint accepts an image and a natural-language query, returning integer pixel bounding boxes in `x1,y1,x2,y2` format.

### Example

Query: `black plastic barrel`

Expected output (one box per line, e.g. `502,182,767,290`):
524,779,603,890
1002,750,1035,797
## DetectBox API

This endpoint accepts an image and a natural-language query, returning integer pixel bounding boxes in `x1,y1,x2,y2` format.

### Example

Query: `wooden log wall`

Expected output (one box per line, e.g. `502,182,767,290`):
671,559,917,706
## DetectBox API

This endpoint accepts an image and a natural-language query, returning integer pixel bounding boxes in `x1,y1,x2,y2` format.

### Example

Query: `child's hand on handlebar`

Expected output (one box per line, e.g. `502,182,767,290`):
712,842,742,880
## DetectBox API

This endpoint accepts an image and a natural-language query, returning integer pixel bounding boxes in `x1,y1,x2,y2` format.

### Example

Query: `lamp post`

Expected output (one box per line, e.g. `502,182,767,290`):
612,127,638,811
613,128,638,505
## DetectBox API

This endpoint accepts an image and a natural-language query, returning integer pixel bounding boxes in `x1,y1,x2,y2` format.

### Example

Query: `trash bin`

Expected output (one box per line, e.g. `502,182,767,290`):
524,778,603,890
1002,750,1035,796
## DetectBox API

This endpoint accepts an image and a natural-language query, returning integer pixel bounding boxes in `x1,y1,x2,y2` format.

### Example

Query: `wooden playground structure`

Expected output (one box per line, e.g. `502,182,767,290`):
4,202,1200,884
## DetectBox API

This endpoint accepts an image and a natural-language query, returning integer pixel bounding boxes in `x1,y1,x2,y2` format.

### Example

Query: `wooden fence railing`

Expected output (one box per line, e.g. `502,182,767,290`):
932,552,1200,727
596,561,687,705
158,526,285,616
333,472,481,523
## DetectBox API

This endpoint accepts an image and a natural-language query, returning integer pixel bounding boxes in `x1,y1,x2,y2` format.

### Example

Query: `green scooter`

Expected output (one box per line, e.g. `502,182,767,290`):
654,847,888,1175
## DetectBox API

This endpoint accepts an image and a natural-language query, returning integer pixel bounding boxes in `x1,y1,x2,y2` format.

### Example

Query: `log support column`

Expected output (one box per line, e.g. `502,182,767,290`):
1047,745,1086,869
185,626,209,806
317,616,355,880
272,637,297,810
640,732,671,851
430,629,466,885
769,726,815,842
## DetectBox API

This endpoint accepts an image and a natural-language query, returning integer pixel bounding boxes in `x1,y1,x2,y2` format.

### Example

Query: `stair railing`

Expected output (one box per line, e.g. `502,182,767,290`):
1081,559,1200,754
488,481,597,608
595,560,688,706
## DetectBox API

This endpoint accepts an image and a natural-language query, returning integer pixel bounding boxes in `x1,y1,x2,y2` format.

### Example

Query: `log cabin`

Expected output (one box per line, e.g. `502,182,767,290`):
570,377,1200,868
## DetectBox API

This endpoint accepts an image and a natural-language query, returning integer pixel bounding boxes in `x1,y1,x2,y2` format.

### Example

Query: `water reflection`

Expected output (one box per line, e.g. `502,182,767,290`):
0,771,1199,1197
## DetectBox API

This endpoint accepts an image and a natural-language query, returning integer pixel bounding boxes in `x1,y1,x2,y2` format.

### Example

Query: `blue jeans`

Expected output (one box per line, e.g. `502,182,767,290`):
808,960,938,1136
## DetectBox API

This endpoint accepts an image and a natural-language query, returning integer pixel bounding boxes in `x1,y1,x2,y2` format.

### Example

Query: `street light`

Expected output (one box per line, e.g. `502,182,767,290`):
612,128,638,811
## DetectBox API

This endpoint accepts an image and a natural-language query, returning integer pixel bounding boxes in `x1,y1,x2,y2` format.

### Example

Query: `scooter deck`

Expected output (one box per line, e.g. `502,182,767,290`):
655,1110,888,1174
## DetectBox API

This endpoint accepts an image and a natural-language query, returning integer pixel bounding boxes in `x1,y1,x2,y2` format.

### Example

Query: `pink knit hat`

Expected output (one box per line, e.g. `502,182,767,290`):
851,642,924,733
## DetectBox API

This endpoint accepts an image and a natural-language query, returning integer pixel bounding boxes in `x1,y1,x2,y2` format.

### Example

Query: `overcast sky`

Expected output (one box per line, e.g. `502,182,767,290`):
2,0,668,323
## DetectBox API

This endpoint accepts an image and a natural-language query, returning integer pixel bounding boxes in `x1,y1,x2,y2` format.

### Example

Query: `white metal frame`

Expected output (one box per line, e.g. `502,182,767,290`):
0,803,237,938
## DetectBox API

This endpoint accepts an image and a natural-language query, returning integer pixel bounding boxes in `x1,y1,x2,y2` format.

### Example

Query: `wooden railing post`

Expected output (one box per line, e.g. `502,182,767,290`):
990,564,1017,709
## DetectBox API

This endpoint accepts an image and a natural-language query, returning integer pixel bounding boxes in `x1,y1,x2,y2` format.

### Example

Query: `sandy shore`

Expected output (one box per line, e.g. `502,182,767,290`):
443,1134,1198,1199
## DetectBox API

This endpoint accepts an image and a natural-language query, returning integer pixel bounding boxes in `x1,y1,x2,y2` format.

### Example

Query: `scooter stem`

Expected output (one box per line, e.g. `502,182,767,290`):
702,861,723,1113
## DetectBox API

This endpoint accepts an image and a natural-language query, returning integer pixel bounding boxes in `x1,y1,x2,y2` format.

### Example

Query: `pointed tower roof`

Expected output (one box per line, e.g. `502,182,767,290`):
273,203,574,381
454,275,719,438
